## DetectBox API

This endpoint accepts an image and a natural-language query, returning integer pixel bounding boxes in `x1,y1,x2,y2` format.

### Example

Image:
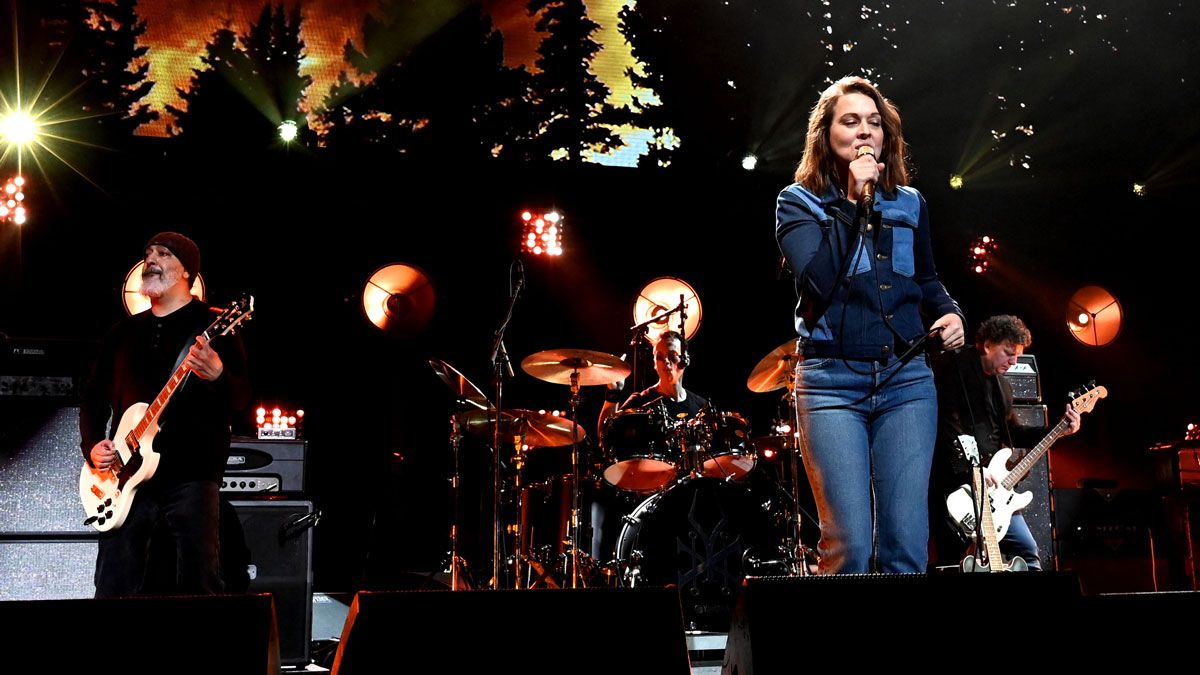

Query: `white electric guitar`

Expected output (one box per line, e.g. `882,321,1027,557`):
946,383,1107,543
955,434,1027,572
79,295,254,532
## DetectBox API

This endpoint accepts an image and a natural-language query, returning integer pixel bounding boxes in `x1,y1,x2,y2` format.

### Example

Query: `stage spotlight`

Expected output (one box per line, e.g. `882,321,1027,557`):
1,176,27,225
362,263,435,336
949,174,964,190
0,111,38,147
521,209,563,257
1132,183,1146,197
967,235,997,273
742,154,758,171
1066,285,1122,347
278,120,298,142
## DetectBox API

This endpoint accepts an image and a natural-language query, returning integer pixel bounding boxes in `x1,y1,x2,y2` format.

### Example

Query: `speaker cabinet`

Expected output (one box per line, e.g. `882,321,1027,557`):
1020,451,1054,570
228,499,315,667
0,404,92,536
331,588,690,674
0,593,279,671
1051,488,1165,593
724,573,1081,673
0,536,97,600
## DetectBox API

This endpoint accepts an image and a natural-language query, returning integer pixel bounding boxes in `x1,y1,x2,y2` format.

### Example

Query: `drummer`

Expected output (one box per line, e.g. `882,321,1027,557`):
592,330,710,561
598,330,708,434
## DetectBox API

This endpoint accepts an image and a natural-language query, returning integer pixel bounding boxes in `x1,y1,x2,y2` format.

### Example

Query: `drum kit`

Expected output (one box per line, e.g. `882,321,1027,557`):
427,278,817,629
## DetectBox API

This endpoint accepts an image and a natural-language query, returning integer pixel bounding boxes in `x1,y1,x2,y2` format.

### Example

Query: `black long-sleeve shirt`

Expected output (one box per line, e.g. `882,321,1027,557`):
930,346,1038,496
80,300,251,484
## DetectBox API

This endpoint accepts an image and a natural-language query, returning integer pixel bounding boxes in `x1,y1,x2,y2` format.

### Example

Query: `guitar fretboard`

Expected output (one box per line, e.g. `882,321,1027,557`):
132,362,194,441
1000,417,1069,491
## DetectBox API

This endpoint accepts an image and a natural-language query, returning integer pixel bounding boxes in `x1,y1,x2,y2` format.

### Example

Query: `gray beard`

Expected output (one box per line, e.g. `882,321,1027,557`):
139,268,181,298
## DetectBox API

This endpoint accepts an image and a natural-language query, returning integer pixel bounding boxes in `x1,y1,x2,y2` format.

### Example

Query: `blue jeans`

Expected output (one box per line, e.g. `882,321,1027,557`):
1002,513,1042,571
795,355,937,573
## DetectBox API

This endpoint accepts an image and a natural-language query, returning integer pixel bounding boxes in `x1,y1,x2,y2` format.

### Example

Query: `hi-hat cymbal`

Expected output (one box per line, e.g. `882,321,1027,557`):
460,408,585,447
632,277,702,341
429,359,490,411
363,263,435,337
521,349,631,387
747,338,802,393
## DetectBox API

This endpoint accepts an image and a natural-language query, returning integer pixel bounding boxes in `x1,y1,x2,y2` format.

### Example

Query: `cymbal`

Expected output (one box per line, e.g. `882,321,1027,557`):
747,338,802,393
460,408,585,447
429,359,490,411
632,277,702,341
362,263,435,337
521,349,631,387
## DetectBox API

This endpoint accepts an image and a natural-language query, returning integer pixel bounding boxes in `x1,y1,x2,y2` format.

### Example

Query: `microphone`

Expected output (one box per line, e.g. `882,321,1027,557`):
856,145,877,211
513,259,525,295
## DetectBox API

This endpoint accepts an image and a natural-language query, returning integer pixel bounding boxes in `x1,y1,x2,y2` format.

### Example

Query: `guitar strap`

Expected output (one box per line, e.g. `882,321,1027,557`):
167,323,209,390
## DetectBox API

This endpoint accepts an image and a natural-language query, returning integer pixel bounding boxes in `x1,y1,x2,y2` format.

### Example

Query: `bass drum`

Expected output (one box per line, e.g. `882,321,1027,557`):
615,477,777,632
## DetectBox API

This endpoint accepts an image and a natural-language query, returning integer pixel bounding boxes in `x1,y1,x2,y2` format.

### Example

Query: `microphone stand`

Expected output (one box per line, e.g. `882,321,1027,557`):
489,261,523,589
628,299,685,394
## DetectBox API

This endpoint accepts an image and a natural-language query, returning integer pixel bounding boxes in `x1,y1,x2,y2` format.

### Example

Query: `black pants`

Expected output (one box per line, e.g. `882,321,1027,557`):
94,480,222,597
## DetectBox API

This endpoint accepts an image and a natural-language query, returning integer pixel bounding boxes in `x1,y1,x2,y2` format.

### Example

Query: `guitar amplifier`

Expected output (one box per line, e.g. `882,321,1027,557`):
1012,404,1048,431
1002,353,1042,403
223,436,306,494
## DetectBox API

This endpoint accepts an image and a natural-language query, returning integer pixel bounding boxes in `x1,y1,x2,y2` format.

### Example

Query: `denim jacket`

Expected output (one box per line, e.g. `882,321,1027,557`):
776,182,962,360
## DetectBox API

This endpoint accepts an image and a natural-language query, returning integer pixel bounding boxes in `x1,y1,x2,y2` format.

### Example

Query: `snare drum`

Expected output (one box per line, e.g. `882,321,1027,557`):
600,408,679,493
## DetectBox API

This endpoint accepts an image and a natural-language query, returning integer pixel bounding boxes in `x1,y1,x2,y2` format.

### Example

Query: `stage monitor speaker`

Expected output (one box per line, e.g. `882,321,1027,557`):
331,588,690,675
0,593,279,672
724,573,1081,673
228,499,315,667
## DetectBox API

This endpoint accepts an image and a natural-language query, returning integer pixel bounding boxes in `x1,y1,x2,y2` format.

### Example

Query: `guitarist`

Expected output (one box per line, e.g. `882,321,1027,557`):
929,315,1080,570
80,232,251,597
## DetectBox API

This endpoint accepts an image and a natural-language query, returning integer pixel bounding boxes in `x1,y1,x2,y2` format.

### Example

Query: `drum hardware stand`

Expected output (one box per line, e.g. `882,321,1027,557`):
566,370,584,588
510,429,528,588
489,260,524,589
447,412,466,590
785,340,814,577
430,359,496,591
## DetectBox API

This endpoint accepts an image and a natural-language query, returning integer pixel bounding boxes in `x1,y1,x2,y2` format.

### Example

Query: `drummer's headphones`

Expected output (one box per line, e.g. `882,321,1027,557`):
679,339,691,369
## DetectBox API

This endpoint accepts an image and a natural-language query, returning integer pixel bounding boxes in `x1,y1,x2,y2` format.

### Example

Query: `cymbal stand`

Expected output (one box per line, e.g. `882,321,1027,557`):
510,427,528,588
566,370,583,589
447,411,465,590
785,340,813,576
489,260,523,589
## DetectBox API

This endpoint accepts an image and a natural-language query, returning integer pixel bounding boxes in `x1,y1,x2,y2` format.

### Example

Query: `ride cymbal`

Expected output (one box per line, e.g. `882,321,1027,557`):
521,349,631,387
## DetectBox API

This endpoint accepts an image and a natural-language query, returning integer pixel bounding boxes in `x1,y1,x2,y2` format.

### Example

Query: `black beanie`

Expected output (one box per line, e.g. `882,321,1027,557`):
145,232,200,283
